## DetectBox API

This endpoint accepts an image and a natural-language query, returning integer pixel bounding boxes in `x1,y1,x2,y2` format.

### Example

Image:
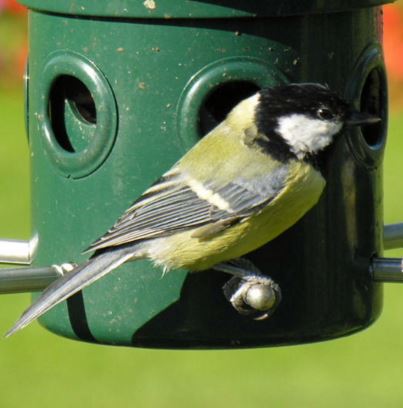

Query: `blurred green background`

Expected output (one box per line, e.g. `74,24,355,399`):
1,3,403,408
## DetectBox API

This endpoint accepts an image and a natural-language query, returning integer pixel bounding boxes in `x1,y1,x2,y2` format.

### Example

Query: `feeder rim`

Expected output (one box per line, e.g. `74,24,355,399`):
19,0,395,19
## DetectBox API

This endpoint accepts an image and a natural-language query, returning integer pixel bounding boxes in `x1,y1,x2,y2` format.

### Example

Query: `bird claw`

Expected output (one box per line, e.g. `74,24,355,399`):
51,263,77,277
213,258,282,320
223,274,281,320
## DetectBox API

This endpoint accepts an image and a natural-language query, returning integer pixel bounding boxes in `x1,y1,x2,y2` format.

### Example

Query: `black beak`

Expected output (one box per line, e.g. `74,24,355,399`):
345,111,381,127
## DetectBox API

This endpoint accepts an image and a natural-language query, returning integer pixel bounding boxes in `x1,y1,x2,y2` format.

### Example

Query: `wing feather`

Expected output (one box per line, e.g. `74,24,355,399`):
86,164,289,253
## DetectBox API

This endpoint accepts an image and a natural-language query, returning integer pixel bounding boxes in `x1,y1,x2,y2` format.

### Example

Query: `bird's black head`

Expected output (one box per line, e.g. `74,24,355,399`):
255,83,351,161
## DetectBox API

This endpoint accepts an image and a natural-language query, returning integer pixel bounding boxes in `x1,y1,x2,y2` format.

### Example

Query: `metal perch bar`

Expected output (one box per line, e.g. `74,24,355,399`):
371,257,403,282
384,223,403,250
0,266,62,293
0,237,38,265
0,222,401,294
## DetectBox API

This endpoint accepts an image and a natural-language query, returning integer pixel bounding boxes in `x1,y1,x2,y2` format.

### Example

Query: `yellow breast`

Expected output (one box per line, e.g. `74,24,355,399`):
150,160,325,272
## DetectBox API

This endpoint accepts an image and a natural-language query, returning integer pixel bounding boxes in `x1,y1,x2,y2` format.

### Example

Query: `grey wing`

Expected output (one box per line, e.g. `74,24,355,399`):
86,165,289,252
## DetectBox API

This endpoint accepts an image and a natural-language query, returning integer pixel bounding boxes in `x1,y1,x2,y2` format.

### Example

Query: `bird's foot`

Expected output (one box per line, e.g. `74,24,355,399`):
213,258,281,320
51,263,77,277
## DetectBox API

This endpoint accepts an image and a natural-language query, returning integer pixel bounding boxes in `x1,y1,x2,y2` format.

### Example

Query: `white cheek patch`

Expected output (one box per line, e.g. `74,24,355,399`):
276,114,343,158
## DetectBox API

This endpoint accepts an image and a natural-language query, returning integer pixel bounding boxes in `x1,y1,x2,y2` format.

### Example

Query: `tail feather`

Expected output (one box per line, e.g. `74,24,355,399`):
6,248,137,337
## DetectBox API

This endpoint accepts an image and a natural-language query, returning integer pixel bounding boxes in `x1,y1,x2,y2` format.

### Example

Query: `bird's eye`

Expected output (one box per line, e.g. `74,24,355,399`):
317,108,334,120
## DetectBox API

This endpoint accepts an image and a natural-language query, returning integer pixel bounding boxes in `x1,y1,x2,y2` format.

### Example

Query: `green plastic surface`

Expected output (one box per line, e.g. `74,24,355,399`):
20,0,395,18
24,3,391,347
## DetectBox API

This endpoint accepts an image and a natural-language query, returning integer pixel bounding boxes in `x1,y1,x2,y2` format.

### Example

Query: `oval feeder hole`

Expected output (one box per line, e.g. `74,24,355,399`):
198,81,260,136
48,75,97,153
359,67,387,148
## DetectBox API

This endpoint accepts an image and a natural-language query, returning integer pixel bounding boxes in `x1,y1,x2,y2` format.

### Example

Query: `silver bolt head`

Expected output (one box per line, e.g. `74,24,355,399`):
245,284,277,312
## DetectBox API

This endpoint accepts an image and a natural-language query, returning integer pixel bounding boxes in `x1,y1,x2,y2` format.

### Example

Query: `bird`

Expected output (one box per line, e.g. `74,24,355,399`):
6,83,380,337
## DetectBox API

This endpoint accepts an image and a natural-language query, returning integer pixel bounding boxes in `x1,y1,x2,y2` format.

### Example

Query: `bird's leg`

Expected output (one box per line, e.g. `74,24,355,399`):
212,258,281,320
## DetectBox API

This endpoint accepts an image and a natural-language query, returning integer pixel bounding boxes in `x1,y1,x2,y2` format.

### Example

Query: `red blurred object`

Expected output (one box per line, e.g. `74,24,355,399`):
4,0,27,14
0,0,27,87
383,4,403,80
17,42,27,76
383,4,403,109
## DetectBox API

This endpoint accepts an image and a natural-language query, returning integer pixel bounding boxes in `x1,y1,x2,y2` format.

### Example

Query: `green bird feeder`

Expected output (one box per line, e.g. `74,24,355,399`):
0,0,401,348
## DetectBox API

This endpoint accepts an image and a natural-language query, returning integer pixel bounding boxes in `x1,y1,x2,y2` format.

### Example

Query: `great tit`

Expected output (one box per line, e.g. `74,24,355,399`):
6,83,380,336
